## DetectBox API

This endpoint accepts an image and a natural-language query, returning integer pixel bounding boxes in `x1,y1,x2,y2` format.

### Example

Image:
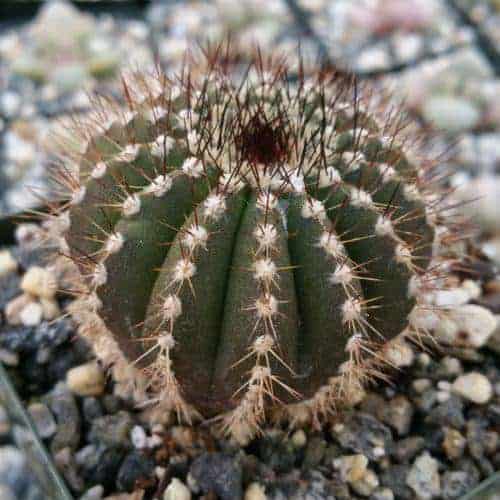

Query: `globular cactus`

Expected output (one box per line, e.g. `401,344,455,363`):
46,53,457,441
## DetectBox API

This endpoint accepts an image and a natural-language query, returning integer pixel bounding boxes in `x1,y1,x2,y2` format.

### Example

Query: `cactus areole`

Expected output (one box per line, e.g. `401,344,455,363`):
49,53,453,440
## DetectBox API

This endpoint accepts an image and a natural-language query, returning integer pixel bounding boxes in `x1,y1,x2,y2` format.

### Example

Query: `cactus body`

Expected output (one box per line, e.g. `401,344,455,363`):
48,56,453,440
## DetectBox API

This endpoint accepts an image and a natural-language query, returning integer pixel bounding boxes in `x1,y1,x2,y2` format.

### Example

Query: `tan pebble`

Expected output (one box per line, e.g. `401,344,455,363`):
21,266,58,299
40,298,60,320
442,428,466,460
291,429,307,448
5,293,33,325
66,361,105,396
0,250,18,277
333,454,368,482
244,482,267,500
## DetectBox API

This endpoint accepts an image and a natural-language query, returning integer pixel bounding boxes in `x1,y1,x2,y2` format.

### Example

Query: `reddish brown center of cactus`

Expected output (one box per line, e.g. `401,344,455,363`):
237,114,288,166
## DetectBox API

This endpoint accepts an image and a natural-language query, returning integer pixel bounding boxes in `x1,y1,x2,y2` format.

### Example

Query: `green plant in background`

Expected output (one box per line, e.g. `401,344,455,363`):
44,51,459,442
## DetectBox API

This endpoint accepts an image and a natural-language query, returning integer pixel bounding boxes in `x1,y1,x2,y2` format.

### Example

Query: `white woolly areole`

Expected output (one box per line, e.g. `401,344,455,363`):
377,164,396,183
403,183,421,202
54,212,71,233
255,293,278,318
319,232,345,258
182,224,208,251
117,143,140,162
187,130,200,150
145,106,168,123
342,297,362,323
92,262,107,288
318,167,341,188
172,258,196,283
150,135,175,157
395,243,412,265
71,186,86,205
330,263,354,285
375,215,395,237
182,157,204,178
350,188,373,209
86,292,102,311
162,294,182,321
91,162,107,179
254,223,278,251
157,333,176,350
122,194,141,217
105,232,125,254
253,258,277,284
145,175,172,197
253,334,275,354
288,171,305,193
345,332,364,353
219,173,245,194
256,192,278,211
178,109,199,126
203,194,226,220
302,198,327,221
342,151,365,172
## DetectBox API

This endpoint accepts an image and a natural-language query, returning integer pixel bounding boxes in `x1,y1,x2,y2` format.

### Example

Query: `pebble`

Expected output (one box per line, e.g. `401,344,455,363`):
116,451,155,492
442,428,466,460
406,452,441,500
371,487,394,500
131,426,148,450
290,429,307,448
80,484,105,500
0,250,18,277
89,411,134,449
66,361,105,397
422,95,480,133
21,265,58,299
452,372,493,404
244,482,266,500
163,478,192,500
189,453,243,500
0,405,11,436
5,293,35,325
333,454,368,483
350,468,379,496
382,396,414,437
441,471,474,499
392,437,426,463
28,402,57,439
19,300,43,326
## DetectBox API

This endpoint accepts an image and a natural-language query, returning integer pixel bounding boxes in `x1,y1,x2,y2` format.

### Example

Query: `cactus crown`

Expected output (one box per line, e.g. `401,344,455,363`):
46,51,454,441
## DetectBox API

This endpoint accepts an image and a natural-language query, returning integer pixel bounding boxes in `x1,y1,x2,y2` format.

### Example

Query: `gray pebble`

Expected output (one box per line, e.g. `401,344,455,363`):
89,411,134,449
28,402,56,439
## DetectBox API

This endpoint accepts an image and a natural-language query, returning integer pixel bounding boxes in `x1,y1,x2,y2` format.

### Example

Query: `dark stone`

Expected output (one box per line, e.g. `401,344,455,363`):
0,273,20,310
380,465,413,500
334,413,393,460
441,471,476,499
391,436,426,463
88,411,134,449
255,434,297,474
189,452,243,500
425,396,465,429
80,445,125,492
302,436,327,469
116,451,155,492
46,387,81,454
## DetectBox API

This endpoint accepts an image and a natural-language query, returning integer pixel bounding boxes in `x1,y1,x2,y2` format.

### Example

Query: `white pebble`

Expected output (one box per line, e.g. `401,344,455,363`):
452,372,493,404
163,478,192,500
19,301,43,326
244,482,267,500
131,425,148,449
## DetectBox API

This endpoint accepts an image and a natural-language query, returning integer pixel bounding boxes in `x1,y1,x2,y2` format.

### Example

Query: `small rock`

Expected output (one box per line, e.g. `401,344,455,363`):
371,487,394,500
382,396,414,437
384,341,414,368
40,297,61,320
0,250,18,277
163,478,191,500
244,482,266,500
89,411,134,449
392,437,425,463
350,468,379,496
47,387,81,453
442,428,466,460
116,451,155,492
131,426,148,450
422,95,480,133
0,404,11,436
441,471,475,499
80,484,104,500
425,395,465,429
406,452,441,500
54,447,85,492
28,402,57,439
189,452,243,500
19,300,43,326
66,361,105,397
21,265,57,299
5,293,34,325
380,465,413,500
302,435,326,469
290,429,307,448
333,454,368,483
452,372,493,404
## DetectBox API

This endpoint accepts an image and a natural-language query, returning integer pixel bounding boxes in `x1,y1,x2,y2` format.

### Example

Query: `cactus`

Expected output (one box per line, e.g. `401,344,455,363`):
46,54,456,441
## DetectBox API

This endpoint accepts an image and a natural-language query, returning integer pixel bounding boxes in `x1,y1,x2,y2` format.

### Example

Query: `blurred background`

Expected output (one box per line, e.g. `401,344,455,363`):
0,0,498,264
